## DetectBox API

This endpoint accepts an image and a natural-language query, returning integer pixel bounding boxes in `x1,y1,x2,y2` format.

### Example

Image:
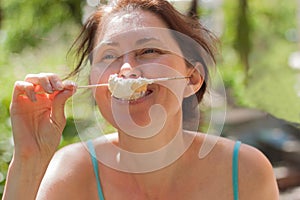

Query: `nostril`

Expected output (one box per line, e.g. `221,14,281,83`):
120,72,139,79
129,74,138,78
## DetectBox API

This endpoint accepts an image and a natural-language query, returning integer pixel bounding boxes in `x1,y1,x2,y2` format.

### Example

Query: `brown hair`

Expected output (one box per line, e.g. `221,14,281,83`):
67,0,218,123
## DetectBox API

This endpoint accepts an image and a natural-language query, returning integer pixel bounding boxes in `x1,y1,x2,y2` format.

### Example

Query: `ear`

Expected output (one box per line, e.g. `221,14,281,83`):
183,63,204,98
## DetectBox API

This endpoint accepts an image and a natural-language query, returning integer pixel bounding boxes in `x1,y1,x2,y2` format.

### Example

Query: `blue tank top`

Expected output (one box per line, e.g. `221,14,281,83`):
87,140,105,200
87,140,241,200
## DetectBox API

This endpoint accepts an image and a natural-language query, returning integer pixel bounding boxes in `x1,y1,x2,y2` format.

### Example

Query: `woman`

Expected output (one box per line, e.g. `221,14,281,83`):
3,0,279,199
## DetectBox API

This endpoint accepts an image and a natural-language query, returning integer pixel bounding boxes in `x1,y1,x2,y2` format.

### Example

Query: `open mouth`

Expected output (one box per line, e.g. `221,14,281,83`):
130,89,153,100
108,74,154,102
115,88,153,102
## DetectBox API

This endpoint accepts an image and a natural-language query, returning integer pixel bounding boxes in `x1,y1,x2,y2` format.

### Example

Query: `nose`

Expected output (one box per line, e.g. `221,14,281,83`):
119,54,141,78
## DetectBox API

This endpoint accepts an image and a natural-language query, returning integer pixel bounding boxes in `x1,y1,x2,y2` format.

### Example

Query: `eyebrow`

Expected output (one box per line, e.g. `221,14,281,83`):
98,37,163,48
135,37,162,46
98,40,120,47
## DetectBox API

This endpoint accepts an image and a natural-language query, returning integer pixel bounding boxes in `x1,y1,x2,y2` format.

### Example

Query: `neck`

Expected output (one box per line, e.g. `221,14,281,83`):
125,131,196,199
114,112,196,171
117,110,185,152
114,112,196,197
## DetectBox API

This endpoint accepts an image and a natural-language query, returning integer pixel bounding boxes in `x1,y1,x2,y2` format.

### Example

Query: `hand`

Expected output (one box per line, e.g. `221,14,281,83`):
10,73,76,164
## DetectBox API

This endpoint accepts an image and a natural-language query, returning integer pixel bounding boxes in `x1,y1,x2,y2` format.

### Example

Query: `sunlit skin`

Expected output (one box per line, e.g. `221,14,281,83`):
87,10,202,154
3,7,279,200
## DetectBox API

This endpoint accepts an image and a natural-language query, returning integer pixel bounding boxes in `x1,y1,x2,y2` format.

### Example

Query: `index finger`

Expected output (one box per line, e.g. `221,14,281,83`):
12,81,36,102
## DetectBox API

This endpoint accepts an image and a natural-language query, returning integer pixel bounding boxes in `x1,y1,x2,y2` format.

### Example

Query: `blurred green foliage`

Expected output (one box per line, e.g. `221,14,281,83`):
219,0,300,123
1,0,83,53
0,0,300,197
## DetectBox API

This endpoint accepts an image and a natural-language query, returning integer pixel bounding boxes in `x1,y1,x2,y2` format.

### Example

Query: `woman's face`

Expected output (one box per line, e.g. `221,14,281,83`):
90,10,194,131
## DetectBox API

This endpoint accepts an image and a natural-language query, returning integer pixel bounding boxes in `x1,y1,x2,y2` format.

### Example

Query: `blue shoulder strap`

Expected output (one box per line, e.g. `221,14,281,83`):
232,141,241,200
87,140,105,200
87,139,240,200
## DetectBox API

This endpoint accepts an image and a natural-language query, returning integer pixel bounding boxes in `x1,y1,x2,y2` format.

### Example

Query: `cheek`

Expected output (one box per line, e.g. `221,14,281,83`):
157,88,183,117
169,59,188,74
93,87,110,107
90,67,114,85
90,61,123,84
90,68,105,84
156,56,187,76
94,89,116,124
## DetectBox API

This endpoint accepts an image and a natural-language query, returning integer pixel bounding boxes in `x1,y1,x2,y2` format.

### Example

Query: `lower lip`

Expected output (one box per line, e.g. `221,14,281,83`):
114,90,153,104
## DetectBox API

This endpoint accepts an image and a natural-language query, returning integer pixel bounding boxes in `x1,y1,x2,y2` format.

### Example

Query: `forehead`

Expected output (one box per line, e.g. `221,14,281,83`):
93,10,182,54
97,10,169,42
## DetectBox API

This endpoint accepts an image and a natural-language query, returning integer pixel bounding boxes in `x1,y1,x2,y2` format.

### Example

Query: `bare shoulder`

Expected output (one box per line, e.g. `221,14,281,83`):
188,133,279,199
36,134,116,200
36,142,93,199
203,135,279,200
237,141,279,199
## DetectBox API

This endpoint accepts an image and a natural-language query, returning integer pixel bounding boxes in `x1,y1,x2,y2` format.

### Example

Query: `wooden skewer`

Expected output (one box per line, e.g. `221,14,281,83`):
150,76,190,82
77,83,109,89
77,76,190,89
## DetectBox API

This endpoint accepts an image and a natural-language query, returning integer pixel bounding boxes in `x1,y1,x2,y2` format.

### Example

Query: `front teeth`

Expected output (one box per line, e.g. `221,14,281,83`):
114,91,146,101
129,91,146,100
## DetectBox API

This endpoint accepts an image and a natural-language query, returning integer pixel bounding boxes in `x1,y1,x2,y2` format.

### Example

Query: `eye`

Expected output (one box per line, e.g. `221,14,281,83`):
141,48,162,55
102,54,118,60
137,48,165,59
99,50,120,62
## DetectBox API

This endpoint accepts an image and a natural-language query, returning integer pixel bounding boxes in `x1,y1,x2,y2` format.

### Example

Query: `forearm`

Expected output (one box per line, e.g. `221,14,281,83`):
2,156,49,200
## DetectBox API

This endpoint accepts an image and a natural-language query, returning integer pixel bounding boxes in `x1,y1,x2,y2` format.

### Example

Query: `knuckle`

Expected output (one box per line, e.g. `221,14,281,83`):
14,80,22,87
41,72,56,77
24,73,38,79
14,81,27,88
38,75,48,82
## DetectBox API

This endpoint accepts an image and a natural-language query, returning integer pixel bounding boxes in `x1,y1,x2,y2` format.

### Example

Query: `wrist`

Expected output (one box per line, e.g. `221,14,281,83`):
10,152,51,174
13,145,55,166
2,156,50,200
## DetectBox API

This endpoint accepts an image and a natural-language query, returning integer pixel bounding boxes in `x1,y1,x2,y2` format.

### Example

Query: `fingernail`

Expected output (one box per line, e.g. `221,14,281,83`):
71,81,77,87
63,80,77,88
56,81,64,91
47,83,53,93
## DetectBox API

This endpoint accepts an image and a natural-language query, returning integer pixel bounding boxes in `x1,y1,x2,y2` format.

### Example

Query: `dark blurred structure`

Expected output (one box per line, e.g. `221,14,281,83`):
222,108,300,193
188,0,198,19
0,0,2,29
234,0,251,77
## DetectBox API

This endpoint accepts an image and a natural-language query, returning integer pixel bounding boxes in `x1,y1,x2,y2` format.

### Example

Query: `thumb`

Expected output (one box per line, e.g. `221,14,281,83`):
51,81,77,125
